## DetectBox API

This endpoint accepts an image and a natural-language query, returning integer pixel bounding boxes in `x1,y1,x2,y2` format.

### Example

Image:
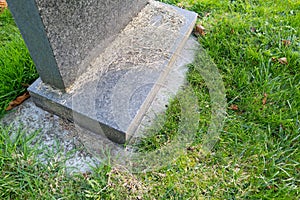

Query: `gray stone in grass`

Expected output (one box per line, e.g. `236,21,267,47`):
7,0,198,144
0,36,198,172
7,0,147,90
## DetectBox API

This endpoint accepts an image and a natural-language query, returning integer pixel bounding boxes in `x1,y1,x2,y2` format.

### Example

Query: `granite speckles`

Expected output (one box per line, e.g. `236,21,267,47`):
8,0,198,144
28,2,197,143
34,0,147,89
68,1,186,93
6,0,66,90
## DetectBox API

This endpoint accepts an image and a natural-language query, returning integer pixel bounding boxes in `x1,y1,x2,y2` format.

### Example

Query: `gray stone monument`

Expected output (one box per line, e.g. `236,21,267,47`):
7,0,197,144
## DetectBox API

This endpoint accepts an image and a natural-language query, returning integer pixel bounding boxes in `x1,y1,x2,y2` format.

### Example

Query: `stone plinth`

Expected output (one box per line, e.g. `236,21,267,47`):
7,0,147,90
7,0,197,144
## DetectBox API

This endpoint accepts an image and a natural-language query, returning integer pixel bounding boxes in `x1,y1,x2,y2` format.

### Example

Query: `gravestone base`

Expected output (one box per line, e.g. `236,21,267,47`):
28,1,197,144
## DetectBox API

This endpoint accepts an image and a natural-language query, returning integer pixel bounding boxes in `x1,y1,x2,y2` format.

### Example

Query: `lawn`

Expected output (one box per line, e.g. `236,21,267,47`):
0,0,299,199
0,8,38,117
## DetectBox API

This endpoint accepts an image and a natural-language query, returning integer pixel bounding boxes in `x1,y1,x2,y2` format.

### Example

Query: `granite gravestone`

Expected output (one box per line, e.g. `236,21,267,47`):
7,0,148,90
7,0,197,144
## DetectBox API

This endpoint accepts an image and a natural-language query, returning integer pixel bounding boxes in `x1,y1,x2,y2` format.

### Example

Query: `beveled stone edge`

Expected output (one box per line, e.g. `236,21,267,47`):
126,3,197,139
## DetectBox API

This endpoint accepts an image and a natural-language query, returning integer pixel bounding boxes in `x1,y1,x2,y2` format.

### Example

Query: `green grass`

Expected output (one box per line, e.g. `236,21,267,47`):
0,9,38,117
0,125,112,199
1,0,300,199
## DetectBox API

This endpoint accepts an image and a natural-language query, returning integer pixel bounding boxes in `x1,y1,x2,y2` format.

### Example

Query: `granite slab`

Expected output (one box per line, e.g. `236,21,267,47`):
7,0,147,89
28,1,197,144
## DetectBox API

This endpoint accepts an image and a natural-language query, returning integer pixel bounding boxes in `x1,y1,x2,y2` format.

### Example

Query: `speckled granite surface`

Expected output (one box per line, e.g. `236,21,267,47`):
8,0,147,89
28,2,197,144
8,0,197,144
1,36,198,172
35,0,147,88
